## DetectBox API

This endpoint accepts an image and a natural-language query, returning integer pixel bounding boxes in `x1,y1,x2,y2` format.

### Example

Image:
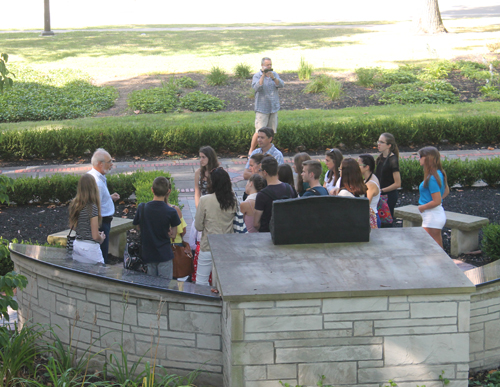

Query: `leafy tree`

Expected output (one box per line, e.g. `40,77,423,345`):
0,53,14,93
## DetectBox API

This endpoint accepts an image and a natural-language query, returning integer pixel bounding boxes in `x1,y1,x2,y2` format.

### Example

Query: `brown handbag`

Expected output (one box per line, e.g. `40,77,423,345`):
172,241,194,278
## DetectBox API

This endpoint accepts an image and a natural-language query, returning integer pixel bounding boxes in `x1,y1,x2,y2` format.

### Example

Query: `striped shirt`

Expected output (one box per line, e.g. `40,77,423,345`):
245,144,284,169
75,204,99,241
252,70,284,114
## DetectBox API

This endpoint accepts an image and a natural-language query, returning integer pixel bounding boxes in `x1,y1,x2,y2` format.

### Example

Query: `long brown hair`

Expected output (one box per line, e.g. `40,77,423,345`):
294,152,311,195
339,159,367,197
376,132,399,167
418,146,448,189
326,148,343,185
199,146,219,192
69,174,102,228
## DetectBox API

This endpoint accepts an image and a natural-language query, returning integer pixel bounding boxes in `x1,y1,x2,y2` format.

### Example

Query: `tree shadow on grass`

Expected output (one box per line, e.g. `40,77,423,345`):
4,28,369,62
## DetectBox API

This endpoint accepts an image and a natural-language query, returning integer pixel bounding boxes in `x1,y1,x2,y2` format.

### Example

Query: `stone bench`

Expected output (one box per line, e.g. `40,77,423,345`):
394,205,489,256
47,217,134,258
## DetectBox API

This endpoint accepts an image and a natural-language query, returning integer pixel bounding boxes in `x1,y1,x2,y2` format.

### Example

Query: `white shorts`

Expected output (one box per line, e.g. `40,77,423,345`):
421,205,446,229
72,239,104,264
255,112,278,132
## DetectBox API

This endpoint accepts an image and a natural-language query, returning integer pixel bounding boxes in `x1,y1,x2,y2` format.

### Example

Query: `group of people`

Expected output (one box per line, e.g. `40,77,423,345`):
66,57,450,287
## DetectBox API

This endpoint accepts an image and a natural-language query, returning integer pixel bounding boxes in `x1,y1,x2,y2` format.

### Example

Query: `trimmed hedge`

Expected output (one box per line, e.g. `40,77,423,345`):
7,170,179,205
1,115,500,160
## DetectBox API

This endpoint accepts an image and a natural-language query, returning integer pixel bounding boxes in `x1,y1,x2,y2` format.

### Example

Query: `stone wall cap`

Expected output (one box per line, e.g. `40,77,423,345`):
209,228,476,302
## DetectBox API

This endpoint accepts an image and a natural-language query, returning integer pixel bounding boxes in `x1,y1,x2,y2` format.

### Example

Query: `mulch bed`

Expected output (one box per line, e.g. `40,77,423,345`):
1,186,499,267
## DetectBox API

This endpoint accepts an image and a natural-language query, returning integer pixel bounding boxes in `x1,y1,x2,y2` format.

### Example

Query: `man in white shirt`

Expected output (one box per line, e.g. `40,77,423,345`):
87,148,120,264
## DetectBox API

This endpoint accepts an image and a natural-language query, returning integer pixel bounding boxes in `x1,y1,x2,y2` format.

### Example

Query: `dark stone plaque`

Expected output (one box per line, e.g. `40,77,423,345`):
269,196,370,245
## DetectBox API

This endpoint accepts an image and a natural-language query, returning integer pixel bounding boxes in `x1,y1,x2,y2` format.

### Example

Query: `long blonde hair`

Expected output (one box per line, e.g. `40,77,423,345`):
69,174,102,228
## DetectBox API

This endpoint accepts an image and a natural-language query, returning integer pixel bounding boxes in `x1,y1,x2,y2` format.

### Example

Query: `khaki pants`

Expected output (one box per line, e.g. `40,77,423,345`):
255,112,278,133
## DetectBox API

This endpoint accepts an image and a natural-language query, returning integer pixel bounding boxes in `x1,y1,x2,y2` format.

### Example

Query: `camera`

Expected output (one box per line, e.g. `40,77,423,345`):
264,68,274,73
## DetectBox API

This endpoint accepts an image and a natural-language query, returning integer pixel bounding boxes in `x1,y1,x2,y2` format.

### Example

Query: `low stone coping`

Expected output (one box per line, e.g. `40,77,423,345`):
47,217,134,246
395,205,489,231
9,243,219,301
209,228,476,302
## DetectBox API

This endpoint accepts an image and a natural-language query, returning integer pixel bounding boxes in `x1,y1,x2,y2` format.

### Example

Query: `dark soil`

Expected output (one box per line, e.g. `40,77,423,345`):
2,187,499,268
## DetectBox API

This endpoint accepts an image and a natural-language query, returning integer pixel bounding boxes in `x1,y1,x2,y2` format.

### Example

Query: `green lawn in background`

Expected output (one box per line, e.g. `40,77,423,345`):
2,102,500,133
2,18,500,78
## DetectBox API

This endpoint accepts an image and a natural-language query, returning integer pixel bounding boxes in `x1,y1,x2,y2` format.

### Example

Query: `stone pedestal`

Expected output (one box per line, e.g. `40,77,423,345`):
210,228,475,387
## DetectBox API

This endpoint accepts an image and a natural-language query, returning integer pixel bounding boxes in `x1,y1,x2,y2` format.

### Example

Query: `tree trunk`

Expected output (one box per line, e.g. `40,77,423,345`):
413,0,447,34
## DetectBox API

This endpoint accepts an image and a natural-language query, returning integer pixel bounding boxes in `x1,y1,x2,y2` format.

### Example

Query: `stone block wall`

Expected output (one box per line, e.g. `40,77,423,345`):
14,255,223,386
223,295,471,387
470,282,500,371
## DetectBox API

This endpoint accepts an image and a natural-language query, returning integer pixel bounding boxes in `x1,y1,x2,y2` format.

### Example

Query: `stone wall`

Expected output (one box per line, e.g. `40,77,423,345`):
223,295,471,387
470,281,500,371
13,253,223,386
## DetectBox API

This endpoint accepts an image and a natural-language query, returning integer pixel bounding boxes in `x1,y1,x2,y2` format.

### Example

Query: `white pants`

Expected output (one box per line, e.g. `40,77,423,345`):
72,239,104,264
196,250,213,286
421,205,446,229
255,112,278,132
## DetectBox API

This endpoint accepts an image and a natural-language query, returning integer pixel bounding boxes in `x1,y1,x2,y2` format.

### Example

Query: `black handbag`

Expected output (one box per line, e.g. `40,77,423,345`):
123,203,147,273
67,226,76,253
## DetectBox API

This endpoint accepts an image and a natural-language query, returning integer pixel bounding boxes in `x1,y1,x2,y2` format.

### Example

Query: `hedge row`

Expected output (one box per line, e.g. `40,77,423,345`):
399,157,500,190
7,170,179,206
1,115,500,160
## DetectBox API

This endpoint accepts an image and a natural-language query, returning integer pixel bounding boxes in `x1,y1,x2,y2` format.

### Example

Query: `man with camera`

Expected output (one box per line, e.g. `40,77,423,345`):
249,57,284,155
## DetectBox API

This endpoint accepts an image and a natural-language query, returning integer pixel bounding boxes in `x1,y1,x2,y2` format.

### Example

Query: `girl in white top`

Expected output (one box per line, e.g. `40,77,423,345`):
337,159,368,198
323,148,343,195
240,174,266,233
69,174,106,264
358,154,381,228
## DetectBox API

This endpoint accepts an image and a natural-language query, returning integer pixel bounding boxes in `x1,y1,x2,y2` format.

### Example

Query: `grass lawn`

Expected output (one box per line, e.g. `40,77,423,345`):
2,102,500,132
2,19,500,78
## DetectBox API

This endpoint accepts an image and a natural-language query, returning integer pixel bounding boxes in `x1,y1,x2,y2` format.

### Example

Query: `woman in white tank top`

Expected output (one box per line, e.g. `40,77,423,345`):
358,154,381,228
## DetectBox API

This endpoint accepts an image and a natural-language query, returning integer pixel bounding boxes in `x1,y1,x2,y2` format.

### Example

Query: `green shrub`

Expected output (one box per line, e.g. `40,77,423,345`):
324,79,343,101
455,158,480,187
127,87,179,113
134,170,179,206
303,74,331,94
381,70,419,85
480,84,500,100
420,60,455,80
482,223,500,261
0,53,14,93
0,237,13,276
355,67,381,87
377,82,459,104
399,158,423,191
234,63,252,79
298,57,314,81
206,66,228,86
180,91,226,112
176,76,198,88
441,158,461,188
477,157,500,187
8,172,136,205
0,175,14,204
0,65,117,123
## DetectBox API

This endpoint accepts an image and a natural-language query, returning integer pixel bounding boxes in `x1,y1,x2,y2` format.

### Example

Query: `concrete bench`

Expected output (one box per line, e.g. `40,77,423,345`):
47,217,134,258
394,205,489,257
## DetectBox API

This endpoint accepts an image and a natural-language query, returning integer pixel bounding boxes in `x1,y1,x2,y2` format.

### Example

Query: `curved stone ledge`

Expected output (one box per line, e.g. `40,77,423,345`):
10,244,223,386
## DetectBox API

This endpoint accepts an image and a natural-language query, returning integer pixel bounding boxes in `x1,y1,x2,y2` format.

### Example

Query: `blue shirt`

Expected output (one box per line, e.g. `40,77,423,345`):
252,70,284,114
87,168,115,217
245,144,284,169
419,170,445,205
302,186,329,197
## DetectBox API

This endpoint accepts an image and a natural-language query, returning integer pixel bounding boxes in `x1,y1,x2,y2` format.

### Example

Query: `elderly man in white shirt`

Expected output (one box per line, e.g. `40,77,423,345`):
87,148,120,264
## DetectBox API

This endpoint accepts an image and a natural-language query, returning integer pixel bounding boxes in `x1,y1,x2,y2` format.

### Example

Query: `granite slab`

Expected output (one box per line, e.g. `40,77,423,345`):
9,243,218,300
209,228,476,301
